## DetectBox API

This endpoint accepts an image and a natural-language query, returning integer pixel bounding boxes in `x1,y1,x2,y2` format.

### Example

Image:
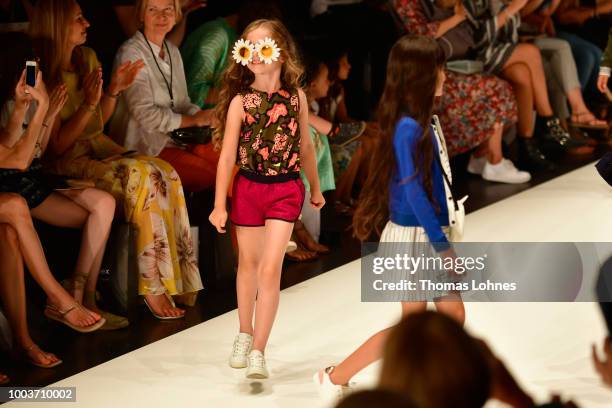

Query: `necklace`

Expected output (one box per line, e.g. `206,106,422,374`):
142,31,174,108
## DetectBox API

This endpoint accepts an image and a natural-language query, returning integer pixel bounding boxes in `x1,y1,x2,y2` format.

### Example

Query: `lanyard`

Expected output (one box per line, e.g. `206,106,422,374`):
142,31,174,108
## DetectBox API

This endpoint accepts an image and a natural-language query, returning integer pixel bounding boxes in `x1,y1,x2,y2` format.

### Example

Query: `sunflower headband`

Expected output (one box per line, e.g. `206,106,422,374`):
232,37,281,66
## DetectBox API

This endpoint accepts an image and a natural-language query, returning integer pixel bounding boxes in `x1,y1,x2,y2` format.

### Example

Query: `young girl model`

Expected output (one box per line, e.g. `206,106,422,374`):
209,19,324,379
314,35,465,404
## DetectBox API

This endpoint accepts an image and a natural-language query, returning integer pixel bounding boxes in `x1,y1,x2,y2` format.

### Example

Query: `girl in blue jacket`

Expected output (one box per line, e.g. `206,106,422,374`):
314,35,466,403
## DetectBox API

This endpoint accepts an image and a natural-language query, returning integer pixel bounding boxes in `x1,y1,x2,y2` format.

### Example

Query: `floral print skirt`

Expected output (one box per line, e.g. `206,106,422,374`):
437,70,518,157
52,133,203,296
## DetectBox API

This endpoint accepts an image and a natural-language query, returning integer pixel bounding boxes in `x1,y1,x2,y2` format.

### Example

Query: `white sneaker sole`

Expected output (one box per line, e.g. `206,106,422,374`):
246,369,269,379
482,174,531,184
229,358,248,369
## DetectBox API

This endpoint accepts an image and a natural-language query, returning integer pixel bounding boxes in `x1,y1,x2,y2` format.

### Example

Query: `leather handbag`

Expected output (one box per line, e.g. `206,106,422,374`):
170,126,213,146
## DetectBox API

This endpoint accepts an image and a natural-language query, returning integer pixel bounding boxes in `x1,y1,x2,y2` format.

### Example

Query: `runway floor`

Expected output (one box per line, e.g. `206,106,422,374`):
8,162,612,408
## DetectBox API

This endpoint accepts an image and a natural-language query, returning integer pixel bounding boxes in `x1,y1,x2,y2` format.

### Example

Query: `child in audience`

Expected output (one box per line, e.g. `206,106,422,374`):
286,57,336,262
381,311,580,408
209,19,323,379
598,28,612,94
314,35,466,405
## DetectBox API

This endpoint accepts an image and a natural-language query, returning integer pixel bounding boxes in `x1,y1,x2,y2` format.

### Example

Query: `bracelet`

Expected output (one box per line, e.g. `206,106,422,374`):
106,90,121,98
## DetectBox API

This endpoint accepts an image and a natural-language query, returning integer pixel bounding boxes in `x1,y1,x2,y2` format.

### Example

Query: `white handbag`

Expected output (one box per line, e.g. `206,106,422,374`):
432,115,468,242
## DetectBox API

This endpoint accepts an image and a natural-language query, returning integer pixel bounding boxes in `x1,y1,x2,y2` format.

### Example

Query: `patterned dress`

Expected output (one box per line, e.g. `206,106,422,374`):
237,87,302,177
52,47,202,297
393,0,518,157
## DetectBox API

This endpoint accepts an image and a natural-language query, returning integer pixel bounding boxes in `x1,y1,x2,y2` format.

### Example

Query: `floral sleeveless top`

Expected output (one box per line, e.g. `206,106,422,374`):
237,87,301,177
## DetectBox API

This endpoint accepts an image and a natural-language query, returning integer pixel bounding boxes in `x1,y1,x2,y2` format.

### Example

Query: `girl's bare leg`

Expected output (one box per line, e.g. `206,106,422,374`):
433,292,465,325
328,301,427,386
251,219,294,352
235,225,266,335
0,224,60,366
0,194,100,328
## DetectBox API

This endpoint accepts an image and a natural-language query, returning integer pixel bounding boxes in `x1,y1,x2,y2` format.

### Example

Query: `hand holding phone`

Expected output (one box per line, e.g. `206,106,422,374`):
26,61,37,90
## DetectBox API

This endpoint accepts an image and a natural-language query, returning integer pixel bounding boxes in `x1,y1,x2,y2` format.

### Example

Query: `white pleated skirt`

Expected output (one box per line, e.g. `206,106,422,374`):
379,221,454,302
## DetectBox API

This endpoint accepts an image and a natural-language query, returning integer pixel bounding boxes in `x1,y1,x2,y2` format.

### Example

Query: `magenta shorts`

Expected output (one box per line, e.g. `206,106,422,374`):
230,172,306,227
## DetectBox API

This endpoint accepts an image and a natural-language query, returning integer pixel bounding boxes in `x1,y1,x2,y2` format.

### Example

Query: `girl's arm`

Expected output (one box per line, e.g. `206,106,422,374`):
298,89,323,208
309,112,333,135
209,94,242,233
394,119,449,251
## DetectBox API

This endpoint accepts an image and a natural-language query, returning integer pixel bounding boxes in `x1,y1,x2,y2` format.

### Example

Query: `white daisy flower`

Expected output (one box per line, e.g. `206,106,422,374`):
255,37,281,65
232,39,255,66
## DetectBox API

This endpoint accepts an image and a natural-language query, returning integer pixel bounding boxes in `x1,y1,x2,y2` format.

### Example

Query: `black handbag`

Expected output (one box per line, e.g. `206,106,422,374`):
169,126,213,146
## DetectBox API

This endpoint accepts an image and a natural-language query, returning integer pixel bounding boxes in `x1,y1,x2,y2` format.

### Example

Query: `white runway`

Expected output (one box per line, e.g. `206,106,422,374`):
12,163,612,407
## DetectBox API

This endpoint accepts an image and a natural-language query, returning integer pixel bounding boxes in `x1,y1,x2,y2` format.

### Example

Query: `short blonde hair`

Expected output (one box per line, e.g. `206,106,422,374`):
135,0,183,24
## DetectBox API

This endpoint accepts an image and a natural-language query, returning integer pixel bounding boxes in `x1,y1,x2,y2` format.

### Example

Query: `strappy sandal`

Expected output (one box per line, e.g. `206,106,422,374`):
569,112,609,130
17,344,63,368
44,303,105,333
143,293,185,320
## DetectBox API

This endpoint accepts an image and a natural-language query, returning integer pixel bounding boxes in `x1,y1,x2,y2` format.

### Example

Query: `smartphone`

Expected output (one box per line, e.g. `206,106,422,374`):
26,60,37,88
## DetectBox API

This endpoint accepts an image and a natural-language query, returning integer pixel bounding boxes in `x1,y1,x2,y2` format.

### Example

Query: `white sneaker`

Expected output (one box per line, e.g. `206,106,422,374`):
246,350,269,379
313,367,347,407
229,333,253,368
467,154,487,175
482,159,531,184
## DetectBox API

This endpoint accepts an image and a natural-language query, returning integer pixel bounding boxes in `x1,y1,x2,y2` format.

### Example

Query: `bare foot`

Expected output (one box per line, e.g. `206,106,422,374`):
144,294,185,319
294,220,330,254
285,245,318,262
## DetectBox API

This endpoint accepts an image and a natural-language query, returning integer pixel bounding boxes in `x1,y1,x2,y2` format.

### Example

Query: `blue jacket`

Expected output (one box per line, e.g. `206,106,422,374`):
389,116,450,251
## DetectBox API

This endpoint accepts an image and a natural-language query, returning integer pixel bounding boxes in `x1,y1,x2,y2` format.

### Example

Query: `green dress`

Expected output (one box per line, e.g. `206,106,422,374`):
301,126,335,193
181,18,237,109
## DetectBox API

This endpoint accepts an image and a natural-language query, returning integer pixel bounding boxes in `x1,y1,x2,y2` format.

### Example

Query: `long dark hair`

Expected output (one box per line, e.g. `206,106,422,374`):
379,311,490,408
352,35,445,240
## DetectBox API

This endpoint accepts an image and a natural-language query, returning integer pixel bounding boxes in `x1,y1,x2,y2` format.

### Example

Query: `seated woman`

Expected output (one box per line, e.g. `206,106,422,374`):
318,50,381,211
394,0,536,178
30,0,203,320
0,32,126,331
554,0,612,99
110,0,219,193
0,75,104,368
461,0,592,161
505,0,607,130
554,0,612,50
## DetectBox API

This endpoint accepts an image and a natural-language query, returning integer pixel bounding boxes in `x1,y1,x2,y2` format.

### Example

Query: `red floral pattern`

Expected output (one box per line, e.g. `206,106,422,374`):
238,87,301,175
394,0,518,156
